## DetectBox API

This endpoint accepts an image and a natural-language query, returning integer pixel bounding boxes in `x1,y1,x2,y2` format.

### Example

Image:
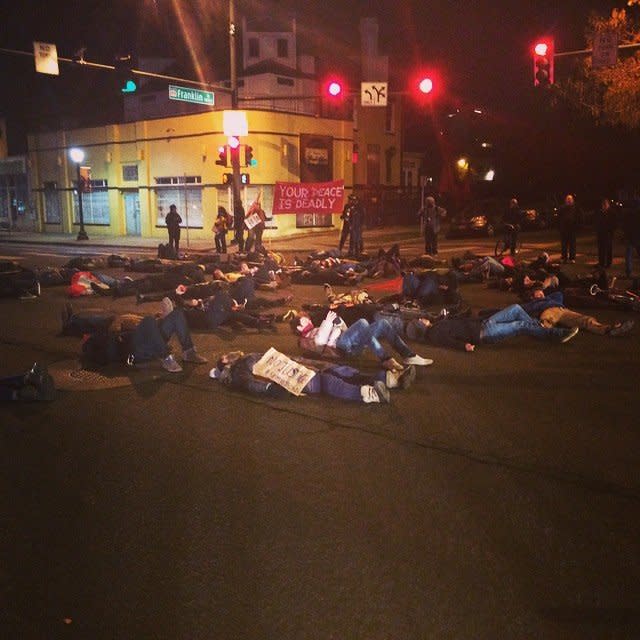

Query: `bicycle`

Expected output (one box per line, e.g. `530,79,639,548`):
588,281,640,311
494,224,522,258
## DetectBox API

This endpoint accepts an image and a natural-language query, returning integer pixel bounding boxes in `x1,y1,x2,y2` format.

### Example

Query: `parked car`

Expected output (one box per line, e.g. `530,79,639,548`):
445,200,501,238
519,205,548,231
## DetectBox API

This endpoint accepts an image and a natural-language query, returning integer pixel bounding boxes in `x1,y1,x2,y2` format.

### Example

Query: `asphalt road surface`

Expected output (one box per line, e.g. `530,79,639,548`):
1,238,639,639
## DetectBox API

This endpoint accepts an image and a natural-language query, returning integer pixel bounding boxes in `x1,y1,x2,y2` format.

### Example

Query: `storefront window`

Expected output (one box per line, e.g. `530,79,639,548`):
73,180,110,225
155,177,203,228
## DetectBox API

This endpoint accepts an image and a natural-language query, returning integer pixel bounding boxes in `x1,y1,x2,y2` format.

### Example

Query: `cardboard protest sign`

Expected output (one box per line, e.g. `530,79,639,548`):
252,348,317,396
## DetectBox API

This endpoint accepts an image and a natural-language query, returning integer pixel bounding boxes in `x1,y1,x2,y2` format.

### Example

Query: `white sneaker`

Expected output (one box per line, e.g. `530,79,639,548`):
361,382,390,404
361,385,380,403
161,354,183,372
403,354,434,366
386,365,417,390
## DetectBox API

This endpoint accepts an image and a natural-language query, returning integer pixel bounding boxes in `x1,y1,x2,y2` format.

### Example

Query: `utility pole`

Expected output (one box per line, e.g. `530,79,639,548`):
229,0,243,232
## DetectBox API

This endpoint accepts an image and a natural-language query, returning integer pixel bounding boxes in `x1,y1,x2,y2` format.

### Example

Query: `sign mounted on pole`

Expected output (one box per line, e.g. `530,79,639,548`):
168,85,215,106
361,82,388,107
592,28,619,70
33,42,59,76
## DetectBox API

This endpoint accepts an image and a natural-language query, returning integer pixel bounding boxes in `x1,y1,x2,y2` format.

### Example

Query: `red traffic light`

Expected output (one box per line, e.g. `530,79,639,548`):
534,42,548,57
533,39,554,87
216,145,228,166
418,77,434,95
410,70,440,101
324,77,345,99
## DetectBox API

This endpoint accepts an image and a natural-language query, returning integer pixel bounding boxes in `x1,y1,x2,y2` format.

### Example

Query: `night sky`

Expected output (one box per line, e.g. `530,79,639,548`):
0,0,621,154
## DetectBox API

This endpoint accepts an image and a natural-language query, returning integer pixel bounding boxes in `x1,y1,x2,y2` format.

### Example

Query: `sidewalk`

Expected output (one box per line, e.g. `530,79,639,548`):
0,225,425,255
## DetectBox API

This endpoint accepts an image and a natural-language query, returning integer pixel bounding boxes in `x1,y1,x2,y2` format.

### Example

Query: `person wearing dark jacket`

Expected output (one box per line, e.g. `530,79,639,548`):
557,194,581,263
521,288,634,336
406,304,579,351
209,351,416,403
165,204,182,256
594,198,617,268
502,198,523,256
77,307,207,372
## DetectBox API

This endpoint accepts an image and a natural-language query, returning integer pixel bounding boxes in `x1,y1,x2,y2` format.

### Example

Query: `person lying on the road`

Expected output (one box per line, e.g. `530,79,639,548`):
209,350,416,404
63,304,208,372
523,287,636,334
405,304,580,352
293,309,434,371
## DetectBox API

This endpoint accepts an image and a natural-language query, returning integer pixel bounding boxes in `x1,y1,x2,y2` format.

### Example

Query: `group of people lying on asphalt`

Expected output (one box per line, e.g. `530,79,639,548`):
1,243,637,404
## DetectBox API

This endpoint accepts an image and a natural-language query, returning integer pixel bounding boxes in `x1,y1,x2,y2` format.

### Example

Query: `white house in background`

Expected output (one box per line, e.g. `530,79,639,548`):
240,17,319,116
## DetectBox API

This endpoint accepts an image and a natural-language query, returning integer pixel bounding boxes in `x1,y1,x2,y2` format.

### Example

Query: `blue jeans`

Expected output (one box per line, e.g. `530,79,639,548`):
132,309,193,361
304,365,385,401
480,304,566,343
336,318,414,361
402,272,439,300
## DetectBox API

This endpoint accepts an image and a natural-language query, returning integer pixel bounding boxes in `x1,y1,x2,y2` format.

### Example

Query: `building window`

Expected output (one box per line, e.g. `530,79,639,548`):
277,38,288,58
155,176,203,228
276,77,294,87
73,180,110,225
122,165,139,182
43,182,61,224
248,38,259,58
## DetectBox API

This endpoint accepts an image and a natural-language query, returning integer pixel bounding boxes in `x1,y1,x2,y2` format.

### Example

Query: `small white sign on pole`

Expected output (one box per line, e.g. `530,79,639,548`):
361,82,388,107
223,111,248,136
33,42,59,76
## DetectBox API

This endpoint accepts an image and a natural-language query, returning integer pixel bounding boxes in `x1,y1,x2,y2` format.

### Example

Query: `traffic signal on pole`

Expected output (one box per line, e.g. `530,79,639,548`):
418,76,434,95
410,70,439,104
115,54,137,93
533,40,554,87
216,145,228,166
324,77,345,100
228,136,241,165
244,145,256,167
222,172,250,185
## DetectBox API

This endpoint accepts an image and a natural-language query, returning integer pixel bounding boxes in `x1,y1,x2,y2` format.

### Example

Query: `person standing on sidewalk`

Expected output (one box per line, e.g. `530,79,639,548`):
418,196,446,256
165,204,182,257
557,193,581,264
338,195,354,254
233,197,246,253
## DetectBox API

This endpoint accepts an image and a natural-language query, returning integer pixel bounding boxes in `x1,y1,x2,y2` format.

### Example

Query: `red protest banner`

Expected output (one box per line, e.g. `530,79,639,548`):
272,180,344,215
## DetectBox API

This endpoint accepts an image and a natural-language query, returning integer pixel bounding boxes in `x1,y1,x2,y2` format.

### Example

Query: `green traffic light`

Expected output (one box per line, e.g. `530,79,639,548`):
122,79,137,93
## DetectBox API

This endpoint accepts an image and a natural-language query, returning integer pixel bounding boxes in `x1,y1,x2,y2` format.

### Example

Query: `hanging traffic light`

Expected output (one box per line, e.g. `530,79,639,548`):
115,54,137,93
409,69,439,104
216,145,228,166
533,40,554,87
418,77,434,95
244,145,256,167
324,77,345,100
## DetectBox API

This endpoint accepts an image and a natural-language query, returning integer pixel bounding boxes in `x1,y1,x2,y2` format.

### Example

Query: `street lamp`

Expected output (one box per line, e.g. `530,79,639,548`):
69,147,89,240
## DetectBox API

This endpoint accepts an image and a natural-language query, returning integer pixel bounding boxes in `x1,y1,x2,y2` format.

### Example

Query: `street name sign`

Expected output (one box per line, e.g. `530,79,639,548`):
168,85,215,106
